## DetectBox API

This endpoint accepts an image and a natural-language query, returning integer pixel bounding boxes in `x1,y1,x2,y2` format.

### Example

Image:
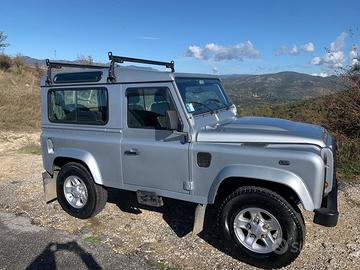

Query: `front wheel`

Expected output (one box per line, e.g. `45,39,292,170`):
218,186,305,269
56,162,108,219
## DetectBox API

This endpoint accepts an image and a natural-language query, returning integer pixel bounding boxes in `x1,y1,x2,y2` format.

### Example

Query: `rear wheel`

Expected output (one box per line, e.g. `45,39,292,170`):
218,186,305,269
56,162,108,219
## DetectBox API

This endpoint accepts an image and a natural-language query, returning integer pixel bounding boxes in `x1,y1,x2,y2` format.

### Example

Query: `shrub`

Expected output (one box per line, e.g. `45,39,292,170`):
0,54,12,71
13,54,25,74
326,65,360,138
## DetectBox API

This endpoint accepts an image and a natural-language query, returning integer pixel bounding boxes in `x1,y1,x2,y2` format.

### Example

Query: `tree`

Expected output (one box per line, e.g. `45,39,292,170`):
76,54,93,64
326,57,360,138
0,32,10,52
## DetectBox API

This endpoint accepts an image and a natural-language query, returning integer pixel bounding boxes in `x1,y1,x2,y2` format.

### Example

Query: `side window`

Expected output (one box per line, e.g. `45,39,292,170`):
48,88,108,125
127,87,175,129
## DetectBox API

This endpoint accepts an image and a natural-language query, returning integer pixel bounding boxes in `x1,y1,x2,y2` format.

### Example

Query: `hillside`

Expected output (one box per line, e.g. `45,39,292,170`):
0,58,42,131
238,92,359,181
222,71,345,105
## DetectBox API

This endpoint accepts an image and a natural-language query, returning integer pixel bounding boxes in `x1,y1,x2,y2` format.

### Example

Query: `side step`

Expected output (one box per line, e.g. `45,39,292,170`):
136,191,164,207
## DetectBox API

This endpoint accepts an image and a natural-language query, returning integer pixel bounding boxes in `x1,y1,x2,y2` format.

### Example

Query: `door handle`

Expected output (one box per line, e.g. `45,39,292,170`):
124,148,139,156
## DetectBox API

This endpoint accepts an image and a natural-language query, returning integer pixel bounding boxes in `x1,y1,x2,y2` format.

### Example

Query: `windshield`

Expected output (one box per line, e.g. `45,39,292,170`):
175,78,232,115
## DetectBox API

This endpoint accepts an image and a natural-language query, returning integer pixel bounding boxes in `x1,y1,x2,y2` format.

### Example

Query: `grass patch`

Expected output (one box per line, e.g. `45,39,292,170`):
84,235,101,244
155,261,180,270
19,143,41,155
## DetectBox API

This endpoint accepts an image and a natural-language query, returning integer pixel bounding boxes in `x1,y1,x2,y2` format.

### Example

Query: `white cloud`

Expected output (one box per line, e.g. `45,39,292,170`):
186,41,260,61
310,56,321,65
137,36,159,40
186,45,204,60
290,45,299,55
352,58,359,65
311,72,330,77
349,47,357,59
302,42,315,52
310,32,348,68
212,67,219,74
330,32,347,52
274,42,315,56
349,44,359,67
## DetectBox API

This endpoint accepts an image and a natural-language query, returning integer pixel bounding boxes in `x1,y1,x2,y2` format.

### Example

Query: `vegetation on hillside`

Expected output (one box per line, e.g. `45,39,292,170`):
0,55,43,130
237,65,360,181
222,71,345,106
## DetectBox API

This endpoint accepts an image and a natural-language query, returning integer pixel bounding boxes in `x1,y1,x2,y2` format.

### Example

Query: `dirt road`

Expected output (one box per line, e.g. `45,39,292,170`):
0,131,359,270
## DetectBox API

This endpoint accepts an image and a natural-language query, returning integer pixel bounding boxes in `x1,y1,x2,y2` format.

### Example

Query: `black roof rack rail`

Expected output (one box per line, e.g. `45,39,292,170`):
107,51,175,83
45,59,107,85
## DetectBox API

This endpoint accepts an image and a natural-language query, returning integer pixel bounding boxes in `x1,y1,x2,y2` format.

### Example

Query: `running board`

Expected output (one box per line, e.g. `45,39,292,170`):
136,191,164,207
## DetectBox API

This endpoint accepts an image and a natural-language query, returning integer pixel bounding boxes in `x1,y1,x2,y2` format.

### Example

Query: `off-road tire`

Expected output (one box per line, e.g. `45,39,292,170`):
218,186,305,269
57,162,108,219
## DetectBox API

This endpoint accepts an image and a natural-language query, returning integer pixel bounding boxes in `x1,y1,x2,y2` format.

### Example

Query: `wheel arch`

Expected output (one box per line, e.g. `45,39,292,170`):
208,165,315,211
50,148,103,185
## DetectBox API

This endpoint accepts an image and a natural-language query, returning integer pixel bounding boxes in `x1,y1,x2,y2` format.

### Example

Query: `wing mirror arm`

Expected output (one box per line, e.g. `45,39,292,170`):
165,110,191,143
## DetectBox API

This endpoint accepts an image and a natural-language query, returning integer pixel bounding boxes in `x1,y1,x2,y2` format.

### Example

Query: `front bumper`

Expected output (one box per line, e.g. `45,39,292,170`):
313,139,338,227
313,177,338,227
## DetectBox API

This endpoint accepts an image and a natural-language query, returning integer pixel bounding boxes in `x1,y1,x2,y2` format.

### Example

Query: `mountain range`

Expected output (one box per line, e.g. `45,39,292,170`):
21,56,345,105
221,72,345,105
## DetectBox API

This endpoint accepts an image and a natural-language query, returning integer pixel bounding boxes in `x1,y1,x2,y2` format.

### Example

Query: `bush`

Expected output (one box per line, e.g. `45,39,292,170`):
326,66,360,138
0,54,12,71
13,54,25,74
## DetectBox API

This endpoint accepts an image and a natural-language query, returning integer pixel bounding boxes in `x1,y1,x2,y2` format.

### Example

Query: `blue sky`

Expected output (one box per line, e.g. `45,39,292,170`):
0,0,359,75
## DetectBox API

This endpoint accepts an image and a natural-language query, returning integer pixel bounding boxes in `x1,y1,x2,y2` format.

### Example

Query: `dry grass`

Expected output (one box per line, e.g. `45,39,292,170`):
18,143,41,155
0,66,42,131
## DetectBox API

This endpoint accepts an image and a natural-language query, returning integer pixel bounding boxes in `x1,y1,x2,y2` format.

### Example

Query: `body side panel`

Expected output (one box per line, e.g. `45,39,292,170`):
41,84,123,189
191,142,325,210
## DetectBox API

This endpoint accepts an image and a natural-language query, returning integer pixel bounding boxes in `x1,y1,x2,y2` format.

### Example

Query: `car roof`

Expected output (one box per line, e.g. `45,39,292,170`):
41,65,220,86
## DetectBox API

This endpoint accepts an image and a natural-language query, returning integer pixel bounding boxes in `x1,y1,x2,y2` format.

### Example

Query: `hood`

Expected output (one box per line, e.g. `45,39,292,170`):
196,116,328,147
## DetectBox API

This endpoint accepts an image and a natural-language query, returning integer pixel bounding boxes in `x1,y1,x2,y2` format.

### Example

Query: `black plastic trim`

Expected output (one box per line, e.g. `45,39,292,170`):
108,52,174,72
197,152,212,168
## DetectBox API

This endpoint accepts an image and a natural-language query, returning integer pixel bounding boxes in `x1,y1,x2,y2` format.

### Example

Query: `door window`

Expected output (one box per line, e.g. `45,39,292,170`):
126,87,176,129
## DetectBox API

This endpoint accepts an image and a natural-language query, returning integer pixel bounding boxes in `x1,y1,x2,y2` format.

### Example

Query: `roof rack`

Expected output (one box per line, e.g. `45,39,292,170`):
45,53,175,85
107,51,175,82
45,59,107,85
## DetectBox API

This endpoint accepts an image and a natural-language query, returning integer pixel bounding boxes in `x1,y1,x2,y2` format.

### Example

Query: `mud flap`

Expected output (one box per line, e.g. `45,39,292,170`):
192,204,207,236
42,171,57,203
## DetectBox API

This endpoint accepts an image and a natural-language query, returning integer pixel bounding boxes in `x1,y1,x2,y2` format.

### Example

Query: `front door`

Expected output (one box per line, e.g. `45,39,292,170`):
121,83,190,194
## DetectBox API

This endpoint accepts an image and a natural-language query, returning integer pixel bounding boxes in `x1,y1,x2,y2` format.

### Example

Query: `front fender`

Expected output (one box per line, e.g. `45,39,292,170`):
45,147,103,185
208,164,315,211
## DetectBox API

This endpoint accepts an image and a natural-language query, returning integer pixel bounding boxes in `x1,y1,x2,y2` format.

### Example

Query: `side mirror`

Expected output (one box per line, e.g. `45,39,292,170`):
165,110,179,130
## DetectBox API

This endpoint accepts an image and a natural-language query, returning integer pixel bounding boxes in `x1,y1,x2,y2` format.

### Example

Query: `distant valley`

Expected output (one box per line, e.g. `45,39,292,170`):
221,71,345,106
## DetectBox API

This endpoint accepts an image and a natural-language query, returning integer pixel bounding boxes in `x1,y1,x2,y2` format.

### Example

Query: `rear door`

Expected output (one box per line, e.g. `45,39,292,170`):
121,82,190,194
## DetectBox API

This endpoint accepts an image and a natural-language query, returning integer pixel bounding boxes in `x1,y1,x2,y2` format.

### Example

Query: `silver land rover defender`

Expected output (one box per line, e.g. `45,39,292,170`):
41,52,338,268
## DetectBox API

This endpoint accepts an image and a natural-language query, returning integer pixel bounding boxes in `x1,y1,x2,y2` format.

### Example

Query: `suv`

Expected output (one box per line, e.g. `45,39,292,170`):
41,52,338,268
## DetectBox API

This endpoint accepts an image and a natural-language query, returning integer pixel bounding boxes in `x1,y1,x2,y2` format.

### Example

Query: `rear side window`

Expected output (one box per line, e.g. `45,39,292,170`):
48,88,108,125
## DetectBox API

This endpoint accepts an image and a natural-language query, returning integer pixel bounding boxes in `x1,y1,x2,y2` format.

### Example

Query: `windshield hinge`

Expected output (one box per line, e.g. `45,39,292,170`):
183,180,193,191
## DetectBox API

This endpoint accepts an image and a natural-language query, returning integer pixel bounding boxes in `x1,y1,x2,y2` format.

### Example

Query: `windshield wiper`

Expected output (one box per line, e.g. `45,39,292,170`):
206,98,231,109
188,101,214,114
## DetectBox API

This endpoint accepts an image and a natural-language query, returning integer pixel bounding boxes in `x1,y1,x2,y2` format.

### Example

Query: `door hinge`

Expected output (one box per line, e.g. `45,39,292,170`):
183,180,193,191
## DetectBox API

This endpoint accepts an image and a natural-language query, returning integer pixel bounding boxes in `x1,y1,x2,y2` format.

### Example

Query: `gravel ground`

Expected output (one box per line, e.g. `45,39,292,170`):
0,212,154,270
0,131,359,270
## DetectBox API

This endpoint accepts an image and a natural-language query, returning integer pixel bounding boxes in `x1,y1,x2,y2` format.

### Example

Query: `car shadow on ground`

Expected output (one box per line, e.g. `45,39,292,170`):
107,188,240,261
107,188,195,237
26,241,101,270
